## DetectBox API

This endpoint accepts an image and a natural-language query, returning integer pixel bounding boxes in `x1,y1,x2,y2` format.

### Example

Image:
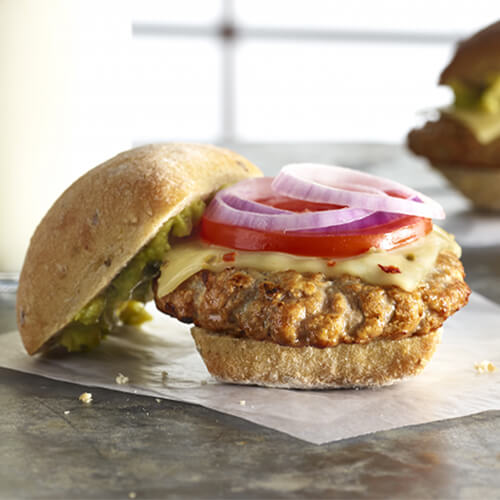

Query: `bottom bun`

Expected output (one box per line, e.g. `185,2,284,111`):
191,327,442,389
433,163,500,211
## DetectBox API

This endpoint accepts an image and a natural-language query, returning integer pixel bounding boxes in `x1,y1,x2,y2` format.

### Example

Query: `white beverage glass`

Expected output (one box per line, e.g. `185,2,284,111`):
0,0,132,279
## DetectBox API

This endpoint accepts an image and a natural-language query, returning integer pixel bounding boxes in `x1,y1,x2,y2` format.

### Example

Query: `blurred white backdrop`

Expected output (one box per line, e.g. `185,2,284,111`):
0,0,131,270
1,0,499,270
131,0,500,143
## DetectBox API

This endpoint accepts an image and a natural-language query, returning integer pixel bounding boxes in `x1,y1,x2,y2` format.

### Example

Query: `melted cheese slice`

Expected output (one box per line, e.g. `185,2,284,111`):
157,226,460,297
442,106,500,144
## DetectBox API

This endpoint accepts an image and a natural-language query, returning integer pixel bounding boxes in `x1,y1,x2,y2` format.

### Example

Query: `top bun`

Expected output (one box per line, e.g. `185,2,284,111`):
440,20,500,86
17,143,261,354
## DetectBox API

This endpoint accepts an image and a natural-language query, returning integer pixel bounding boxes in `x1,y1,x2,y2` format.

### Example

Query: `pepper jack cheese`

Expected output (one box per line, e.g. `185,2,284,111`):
157,226,460,297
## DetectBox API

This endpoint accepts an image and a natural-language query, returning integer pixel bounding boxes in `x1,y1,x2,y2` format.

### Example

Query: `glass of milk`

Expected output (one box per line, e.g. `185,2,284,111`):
0,0,132,280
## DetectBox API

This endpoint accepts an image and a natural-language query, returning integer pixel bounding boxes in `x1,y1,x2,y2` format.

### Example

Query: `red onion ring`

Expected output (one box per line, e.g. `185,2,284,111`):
204,164,444,235
206,178,374,232
217,178,290,215
272,164,445,220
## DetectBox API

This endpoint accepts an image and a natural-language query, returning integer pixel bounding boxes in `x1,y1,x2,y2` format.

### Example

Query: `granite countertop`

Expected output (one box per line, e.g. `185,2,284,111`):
1,143,499,500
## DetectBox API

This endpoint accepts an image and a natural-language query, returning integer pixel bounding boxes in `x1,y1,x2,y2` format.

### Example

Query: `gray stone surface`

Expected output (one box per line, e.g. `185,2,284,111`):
1,144,500,499
1,364,499,499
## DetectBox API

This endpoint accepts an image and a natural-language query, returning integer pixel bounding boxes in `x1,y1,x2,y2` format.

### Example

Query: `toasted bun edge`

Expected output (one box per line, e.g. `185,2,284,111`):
432,163,500,211
191,327,442,389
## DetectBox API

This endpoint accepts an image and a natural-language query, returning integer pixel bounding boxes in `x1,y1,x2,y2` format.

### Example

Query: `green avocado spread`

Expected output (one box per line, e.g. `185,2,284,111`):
56,199,206,352
450,75,500,113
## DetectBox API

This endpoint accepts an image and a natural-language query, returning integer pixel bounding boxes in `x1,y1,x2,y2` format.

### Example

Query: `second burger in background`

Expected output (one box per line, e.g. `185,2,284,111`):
408,20,500,210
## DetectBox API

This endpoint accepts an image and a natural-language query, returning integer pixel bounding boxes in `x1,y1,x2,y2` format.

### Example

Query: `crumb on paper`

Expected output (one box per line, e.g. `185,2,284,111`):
239,400,246,406
115,372,129,385
236,441,246,446
161,370,168,383
474,360,497,374
63,410,70,415
79,392,93,404
201,380,208,385
155,398,161,403
128,492,136,499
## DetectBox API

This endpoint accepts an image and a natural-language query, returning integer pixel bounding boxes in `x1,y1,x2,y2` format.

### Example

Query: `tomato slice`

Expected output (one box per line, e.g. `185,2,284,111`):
201,195,433,258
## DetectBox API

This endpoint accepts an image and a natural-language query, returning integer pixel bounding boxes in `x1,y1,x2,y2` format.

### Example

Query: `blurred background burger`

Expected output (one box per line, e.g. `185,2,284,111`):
408,20,500,210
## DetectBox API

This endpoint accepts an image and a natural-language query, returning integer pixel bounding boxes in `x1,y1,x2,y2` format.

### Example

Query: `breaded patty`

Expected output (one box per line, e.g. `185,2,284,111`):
155,251,470,348
408,114,500,168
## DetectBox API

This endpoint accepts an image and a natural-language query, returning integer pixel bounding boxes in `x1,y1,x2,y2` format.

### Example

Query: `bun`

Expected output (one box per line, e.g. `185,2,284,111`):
440,20,500,85
432,163,500,211
191,327,442,389
17,143,261,354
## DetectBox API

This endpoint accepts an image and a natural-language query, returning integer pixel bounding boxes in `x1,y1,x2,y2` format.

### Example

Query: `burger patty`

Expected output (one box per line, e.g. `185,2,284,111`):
155,251,470,348
408,114,500,168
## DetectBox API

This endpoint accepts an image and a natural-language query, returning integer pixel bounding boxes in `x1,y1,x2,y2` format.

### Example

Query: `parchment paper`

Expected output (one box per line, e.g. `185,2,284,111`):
0,293,499,445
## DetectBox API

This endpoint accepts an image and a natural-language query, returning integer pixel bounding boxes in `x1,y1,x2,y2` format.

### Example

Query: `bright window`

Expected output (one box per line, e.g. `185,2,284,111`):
130,0,500,143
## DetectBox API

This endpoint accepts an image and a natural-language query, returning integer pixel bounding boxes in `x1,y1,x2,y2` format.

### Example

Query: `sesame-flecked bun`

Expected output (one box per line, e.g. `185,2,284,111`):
17,143,261,354
440,20,500,86
191,327,442,389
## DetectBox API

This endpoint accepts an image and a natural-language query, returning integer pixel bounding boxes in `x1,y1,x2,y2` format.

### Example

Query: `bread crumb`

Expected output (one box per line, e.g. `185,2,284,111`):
474,360,497,373
236,441,246,446
155,398,161,403
161,370,168,383
79,392,93,404
128,492,136,499
239,400,246,406
64,410,70,415
201,380,208,385
115,373,129,385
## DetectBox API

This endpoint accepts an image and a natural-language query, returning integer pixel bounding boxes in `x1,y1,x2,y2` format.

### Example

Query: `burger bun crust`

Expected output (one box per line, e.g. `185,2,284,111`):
17,143,261,355
440,20,500,85
191,327,442,389
432,162,500,211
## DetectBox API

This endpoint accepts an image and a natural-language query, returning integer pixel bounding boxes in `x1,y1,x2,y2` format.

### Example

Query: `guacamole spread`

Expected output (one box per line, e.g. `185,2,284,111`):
450,75,500,113
57,199,206,352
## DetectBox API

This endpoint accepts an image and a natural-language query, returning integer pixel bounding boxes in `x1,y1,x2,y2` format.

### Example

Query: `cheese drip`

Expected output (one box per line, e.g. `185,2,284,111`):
442,106,500,144
157,226,460,297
